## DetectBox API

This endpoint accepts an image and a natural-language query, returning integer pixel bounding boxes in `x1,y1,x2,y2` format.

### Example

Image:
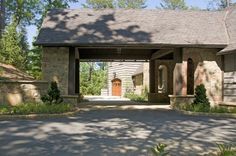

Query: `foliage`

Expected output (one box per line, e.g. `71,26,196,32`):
124,92,147,102
0,21,27,70
150,143,169,156
35,0,80,28
83,0,146,9
216,143,236,156
160,0,188,10
176,102,236,114
80,62,108,95
5,0,39,26
117,0,146,8
26,46,42,79
41,81,63,104
0,103,74,115
207,0,235,10
192,84,210,110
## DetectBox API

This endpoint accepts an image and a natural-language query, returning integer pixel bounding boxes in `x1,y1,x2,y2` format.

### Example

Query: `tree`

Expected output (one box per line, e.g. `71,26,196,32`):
160,0,188,10
83,0,114,9
117,0,146,8
0,0,5,37
5,0,39,26
36,0,80,28
80,62,108,95
83,0,146,9
207,0,234,10
0,21,27,70
26,46,42,79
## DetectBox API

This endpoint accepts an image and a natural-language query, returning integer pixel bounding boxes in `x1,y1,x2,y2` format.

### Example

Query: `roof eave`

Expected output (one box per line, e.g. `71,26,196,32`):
33,42,227,49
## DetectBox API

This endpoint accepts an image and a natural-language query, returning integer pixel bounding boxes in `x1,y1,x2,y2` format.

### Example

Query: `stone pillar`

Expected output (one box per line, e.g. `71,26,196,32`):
149,60,155,93
42,47,69,95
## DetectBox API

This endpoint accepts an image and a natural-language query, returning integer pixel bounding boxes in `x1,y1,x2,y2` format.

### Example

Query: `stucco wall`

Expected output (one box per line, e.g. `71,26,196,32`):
0,80,49,105
42,47,69,95
174,48,223,105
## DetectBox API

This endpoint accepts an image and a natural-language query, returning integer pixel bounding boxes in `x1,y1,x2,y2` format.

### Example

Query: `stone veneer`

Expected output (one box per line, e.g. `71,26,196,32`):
42,47,69,95
173,48,223,105
0,80,49,105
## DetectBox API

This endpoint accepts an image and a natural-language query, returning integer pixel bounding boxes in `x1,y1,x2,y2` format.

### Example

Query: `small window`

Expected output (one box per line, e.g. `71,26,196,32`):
158,65,168,93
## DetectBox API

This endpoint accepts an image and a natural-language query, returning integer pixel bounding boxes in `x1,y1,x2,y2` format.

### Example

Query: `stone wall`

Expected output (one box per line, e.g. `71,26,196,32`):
0,80,49,105
174,48,223,105
42,47,69,95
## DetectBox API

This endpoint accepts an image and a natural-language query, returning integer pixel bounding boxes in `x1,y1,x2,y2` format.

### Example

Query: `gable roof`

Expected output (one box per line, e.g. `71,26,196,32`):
218,6,236,55
35,8,236,53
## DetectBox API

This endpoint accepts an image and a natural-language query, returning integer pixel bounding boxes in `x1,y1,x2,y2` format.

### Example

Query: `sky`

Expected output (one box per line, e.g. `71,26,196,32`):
26,0,233,47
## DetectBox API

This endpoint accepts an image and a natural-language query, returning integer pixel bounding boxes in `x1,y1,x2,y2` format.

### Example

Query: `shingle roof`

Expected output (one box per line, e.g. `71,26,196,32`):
218,6,236,55
35,9,229,48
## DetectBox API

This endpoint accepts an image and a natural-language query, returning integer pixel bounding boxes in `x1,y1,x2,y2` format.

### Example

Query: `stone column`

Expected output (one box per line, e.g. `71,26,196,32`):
42,47,69,95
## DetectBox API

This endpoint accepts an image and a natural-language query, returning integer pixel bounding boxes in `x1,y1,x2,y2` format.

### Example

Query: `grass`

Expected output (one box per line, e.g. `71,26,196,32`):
0,103,76,115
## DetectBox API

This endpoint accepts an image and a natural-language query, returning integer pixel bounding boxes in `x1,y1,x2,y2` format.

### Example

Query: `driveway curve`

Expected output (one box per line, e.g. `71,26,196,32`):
0,108,236,156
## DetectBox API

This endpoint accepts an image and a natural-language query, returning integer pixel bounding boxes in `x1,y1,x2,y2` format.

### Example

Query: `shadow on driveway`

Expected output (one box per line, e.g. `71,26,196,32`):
0,109,236,156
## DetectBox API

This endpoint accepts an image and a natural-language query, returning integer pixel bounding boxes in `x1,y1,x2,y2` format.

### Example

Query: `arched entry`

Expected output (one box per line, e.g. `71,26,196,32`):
112,78,121,96
158,65,168,93
187,58,194,94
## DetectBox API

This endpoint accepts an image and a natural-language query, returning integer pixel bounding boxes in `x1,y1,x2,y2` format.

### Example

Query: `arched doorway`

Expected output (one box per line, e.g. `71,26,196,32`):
187,58,194,95
158,65,168,93
112,78,121,96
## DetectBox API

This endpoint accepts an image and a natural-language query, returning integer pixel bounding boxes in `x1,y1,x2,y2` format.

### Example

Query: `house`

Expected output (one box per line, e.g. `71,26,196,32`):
106,62,149,97
34,6,236,106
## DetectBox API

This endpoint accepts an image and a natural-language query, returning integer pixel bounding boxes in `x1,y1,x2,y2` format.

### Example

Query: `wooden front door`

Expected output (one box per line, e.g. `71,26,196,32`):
112,78,121,96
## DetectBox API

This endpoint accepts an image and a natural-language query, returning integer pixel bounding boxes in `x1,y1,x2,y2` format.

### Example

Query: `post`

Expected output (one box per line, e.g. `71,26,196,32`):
149,60,155,93
68,47,76,95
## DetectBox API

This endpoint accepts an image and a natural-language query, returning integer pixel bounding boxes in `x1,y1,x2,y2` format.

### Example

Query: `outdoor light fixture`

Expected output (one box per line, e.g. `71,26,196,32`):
113,72,116,78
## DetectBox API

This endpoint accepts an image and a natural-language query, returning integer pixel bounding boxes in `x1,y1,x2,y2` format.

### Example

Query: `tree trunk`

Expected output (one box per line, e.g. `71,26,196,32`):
0,0,5,38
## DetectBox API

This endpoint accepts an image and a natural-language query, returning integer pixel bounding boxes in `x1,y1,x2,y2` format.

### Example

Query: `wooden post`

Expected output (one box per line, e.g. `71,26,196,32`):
68,47,76,95
149,60,155,93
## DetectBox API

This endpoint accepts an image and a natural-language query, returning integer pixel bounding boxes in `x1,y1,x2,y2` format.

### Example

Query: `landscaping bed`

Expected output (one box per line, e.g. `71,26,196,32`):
175,84,236,117
0,103,76,115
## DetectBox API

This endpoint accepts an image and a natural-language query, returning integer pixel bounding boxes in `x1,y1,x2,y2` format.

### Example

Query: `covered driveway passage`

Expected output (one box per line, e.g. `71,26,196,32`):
35,9,232,105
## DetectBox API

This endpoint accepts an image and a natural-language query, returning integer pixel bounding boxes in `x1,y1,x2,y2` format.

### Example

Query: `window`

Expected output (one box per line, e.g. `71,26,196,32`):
158,65,168,93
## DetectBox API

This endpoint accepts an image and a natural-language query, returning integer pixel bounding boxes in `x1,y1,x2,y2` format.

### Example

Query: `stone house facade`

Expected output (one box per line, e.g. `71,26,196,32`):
32,7,236,106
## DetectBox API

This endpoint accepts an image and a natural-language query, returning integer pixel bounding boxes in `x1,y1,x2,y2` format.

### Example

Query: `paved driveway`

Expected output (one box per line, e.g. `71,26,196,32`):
0,108,236,156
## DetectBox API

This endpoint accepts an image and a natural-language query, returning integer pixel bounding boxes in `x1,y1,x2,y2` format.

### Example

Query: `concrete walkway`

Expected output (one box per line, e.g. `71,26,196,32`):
0,106,236,156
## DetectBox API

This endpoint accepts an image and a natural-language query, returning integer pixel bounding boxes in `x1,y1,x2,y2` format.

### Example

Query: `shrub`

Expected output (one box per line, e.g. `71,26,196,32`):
216,143,236,156
150,143,169,156
124,92,147,102
41,81,63,104
192,84,210,109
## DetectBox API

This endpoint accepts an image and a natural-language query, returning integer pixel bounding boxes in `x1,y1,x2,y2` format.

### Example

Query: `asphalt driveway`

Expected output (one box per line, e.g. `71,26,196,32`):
0,108,236,156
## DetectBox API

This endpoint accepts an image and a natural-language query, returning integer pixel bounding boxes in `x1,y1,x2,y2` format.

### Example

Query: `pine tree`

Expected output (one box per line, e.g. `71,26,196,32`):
193,84,210,107
41,81,63,104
